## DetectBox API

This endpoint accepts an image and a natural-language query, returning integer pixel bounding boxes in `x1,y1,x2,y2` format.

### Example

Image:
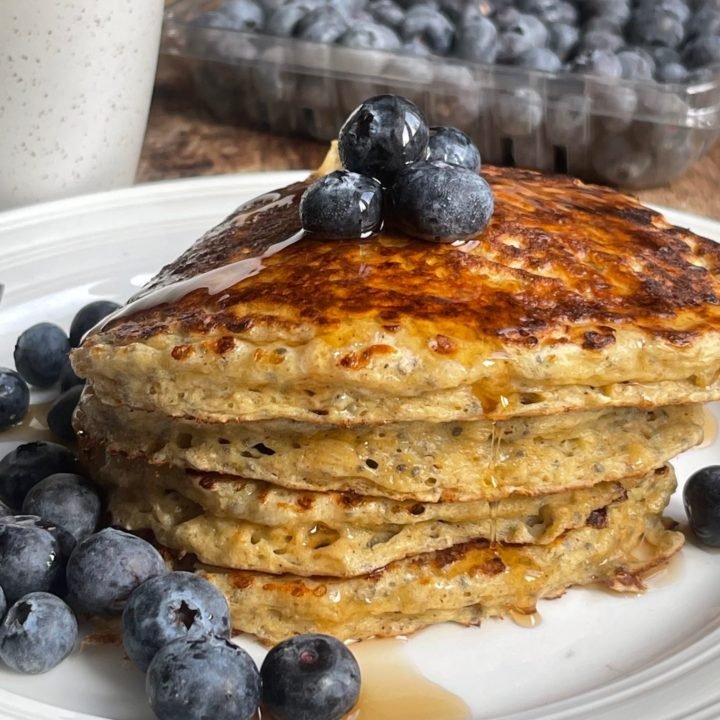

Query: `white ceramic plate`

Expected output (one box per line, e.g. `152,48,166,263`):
0,173,719,720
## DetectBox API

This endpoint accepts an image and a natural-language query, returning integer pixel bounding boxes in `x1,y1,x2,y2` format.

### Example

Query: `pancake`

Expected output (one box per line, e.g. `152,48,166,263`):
72,154,720,425
88,448,650,577
76,391,703,501
196,466,682,643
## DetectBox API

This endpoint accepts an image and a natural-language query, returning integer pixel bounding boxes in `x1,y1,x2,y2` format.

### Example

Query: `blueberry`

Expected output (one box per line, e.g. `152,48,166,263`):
686,7,720,40
296,6,348,42
338,20,401,50
518,46,563,71
66,528,166,614
647,46,682,67
0,441,79,510
122,571,231,671
684,466,720,546
300,171,383,239
630,10,685,49
59,357,84,393
266,0,323,36
68,300,121,347
0,368,29,431
13,323,69,388
399,5,454,55
571,48,623,77
219,0,265,30
548,22,579,60
47,385,83,443
682,35,720,68
591,134,651,186
0,593,77,674
636,0,690,24
261,634,361,720
338,94,429,184
455,15,499,63
0,519,64,603
367,0,405,28
581,0,630,26
401,37,433,55
496,13,548,62
617,50,655,80
147,635,261,720
578,29,625,53
327,0,369,20
493,87,544,136
656,61,690,83
21,473,101,543
426,127,481,171
389,160,494,243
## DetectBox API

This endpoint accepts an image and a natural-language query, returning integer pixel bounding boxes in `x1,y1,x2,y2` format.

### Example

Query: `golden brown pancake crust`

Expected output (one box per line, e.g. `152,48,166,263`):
91,166,720,351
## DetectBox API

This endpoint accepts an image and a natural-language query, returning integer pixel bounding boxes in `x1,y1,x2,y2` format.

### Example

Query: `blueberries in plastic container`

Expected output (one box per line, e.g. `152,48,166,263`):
21,473,101,543
518,46,562,72
147,635,261,720
684,466,720,547
455,15,498,63
66,528,166,614
571,48,623,78
14,323,69,388
0,593,77,674
266,0,323,36
389,160,494,243
301,171,384,238
261,633,361,720
339,20,401,50
0,368,29,431
656,61,690,83
618,48,656,78
47,384,83,444
682,34,720,68
0,441,79,510
426,126,481,171
367,0,405,28
296,6,348,42
548,22,579,61
546,93,593,146
630,9,685,49
0,519,64,603
493,86,544,137
338,94,429,184
399,5,454,56
219,0,265,30
123,571,231,671
578,29,625,54
591,133,652,186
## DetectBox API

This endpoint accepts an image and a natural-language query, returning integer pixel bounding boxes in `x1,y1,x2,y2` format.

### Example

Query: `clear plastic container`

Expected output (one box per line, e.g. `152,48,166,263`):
161,0,720,189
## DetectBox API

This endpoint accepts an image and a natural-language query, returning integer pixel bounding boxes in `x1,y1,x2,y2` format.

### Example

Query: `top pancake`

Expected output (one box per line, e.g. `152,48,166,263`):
73,154,720,424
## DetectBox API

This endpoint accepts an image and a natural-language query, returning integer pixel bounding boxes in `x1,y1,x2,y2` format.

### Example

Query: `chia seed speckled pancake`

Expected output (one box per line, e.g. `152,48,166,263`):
72,150,720,425
87,447,651,577
194,466,681,643
76,391,702,501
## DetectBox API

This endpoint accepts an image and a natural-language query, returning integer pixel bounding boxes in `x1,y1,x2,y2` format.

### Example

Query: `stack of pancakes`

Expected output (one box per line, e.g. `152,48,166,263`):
73,151,720,643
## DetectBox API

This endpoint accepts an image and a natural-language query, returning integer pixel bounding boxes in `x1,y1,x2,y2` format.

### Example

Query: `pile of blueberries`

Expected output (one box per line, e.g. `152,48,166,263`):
0,300,120,435
0,442,360,719
192,0,720,80
185,0,720,188
300,94,494,242
0,302,363,719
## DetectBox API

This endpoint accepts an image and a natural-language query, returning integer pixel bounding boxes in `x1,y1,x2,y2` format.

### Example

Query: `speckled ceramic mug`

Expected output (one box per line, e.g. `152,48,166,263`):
0,0,164,210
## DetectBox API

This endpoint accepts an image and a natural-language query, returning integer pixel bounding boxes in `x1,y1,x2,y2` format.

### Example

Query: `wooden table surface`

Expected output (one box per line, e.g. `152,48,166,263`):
138,59,720,220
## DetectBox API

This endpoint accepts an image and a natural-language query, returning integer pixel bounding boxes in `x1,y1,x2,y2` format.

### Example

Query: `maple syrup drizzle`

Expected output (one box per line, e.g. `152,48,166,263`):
509,609,543,628
0,401,55,443
698,406,718,450
92,186,308,335
345,639,471,720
